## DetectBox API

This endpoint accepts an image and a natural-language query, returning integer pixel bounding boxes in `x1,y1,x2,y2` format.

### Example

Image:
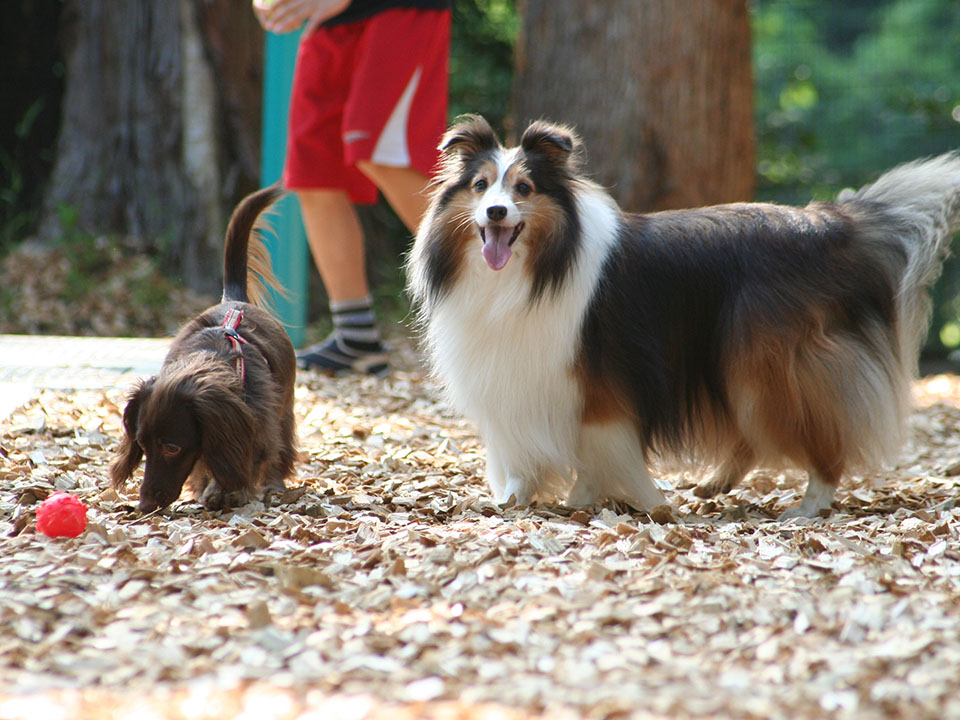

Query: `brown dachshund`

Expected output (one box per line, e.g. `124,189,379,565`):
111,186,297,512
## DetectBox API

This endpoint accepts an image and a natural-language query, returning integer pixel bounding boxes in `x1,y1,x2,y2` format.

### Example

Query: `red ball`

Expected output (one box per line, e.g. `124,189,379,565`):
36,493,88,538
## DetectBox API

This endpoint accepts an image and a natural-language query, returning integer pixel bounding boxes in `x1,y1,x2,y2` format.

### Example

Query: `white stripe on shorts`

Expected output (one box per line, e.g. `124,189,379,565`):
371,66,422,167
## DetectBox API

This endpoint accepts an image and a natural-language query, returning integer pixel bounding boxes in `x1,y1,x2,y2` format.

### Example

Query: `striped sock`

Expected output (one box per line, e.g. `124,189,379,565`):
330,295,382,352
295,295,389,375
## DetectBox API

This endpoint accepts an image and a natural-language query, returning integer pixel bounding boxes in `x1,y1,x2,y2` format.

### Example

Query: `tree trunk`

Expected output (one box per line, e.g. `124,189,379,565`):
40,0,263,295
512,0,754,211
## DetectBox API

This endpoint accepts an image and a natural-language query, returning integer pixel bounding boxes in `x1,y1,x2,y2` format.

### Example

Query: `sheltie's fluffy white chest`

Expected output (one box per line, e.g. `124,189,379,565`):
418,191,620,501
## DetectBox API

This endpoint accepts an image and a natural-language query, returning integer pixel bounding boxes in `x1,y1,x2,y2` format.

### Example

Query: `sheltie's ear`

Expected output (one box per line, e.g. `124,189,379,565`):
440,114,499,162
520,120,583,170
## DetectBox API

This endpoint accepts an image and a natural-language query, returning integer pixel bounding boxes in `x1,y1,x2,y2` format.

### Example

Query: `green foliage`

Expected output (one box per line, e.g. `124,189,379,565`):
51,206,178,313
753,0,960,204
449,0,518,134
0,97,51,253
53,210,118,302
0,204,211,336
0,148,32,254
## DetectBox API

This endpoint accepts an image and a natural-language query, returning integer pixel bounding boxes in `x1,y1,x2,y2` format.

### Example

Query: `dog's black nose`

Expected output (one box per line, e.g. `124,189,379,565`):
486,205,507,222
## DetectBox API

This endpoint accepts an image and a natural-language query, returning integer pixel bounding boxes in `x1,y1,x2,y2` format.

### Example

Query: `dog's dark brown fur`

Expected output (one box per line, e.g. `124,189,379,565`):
111,186,297,512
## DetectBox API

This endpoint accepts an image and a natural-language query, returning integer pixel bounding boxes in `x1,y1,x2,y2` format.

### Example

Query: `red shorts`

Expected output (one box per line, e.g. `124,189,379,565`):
283,8,450,204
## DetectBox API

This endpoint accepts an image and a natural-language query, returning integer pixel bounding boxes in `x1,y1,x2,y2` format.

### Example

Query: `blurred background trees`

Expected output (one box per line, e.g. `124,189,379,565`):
26,0,263,296
753,0,960,203
513,0,754,211
2,0,960,351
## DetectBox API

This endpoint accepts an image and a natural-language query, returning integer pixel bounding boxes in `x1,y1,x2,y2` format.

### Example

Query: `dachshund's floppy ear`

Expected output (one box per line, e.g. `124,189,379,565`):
520,119,583,170
111,377,154,487
440,114,500,162
192,378,256,492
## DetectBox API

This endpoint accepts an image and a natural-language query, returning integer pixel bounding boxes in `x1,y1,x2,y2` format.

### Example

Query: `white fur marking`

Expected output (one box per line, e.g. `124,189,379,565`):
474,149,522,228
370,67,421,167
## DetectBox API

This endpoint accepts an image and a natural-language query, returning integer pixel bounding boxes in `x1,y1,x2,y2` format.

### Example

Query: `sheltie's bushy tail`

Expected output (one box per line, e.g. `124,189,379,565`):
840,152,960,371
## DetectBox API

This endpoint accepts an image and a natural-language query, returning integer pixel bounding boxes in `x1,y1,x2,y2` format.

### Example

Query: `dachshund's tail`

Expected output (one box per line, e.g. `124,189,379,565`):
221,184,287,308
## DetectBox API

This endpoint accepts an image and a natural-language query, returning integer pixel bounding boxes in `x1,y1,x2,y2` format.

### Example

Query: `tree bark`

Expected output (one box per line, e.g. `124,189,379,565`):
40,0,263,295
195,0,265,197
512,0,754,211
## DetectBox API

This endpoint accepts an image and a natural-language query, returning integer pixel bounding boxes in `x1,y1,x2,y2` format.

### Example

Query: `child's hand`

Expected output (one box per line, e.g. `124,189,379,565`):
252,0,351,34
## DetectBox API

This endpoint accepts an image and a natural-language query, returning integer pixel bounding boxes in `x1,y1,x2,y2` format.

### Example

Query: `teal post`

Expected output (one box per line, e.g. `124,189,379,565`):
260,29,308,347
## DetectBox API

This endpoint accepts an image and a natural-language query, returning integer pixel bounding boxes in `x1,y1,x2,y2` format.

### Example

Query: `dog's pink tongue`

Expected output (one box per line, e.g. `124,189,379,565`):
481,226,513,270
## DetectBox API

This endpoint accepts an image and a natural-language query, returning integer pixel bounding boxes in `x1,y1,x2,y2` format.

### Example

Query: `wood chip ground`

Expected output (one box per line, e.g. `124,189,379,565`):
2,345,959,719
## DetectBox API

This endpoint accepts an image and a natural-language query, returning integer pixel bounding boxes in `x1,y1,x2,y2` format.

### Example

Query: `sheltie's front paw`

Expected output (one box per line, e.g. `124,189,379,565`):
497,476,534,507
778,497,834,520
778,473,836,520
566,476,598,507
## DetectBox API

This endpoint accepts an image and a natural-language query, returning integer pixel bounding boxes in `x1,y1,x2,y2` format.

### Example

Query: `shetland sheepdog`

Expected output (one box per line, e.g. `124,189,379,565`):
407,115,960,518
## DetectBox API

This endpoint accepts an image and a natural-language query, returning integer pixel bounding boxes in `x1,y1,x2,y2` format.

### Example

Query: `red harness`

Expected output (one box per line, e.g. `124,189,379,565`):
221,308,249,381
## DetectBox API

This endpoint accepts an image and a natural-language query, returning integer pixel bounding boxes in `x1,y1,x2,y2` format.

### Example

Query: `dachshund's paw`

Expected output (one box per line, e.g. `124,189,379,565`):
201,482,255,511
262,475,288,494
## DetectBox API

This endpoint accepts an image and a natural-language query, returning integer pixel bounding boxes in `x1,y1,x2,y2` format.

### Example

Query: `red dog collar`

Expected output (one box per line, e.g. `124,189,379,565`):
221,308,249,380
